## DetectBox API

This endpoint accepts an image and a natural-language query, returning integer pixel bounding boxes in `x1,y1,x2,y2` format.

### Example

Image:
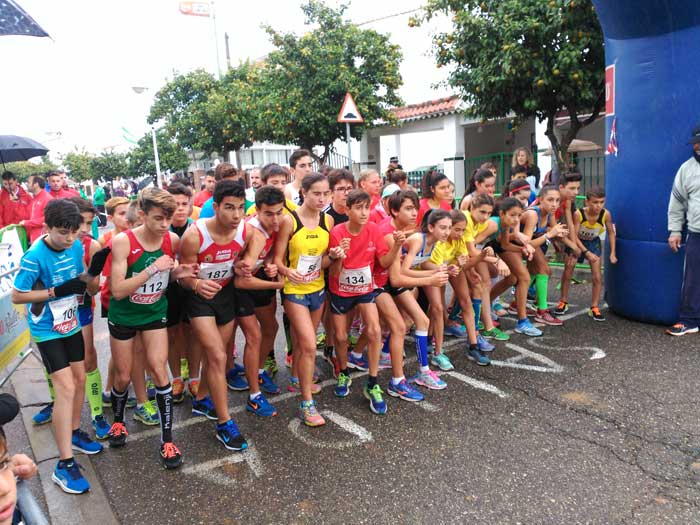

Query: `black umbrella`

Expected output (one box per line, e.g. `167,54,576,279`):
0,135,49,170
0,0,49,38
137,176,154,190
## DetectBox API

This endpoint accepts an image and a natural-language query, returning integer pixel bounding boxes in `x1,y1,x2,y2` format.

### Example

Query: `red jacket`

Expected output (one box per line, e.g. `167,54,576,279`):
194,190,212,208
49,187,80,200
0,186,31,228
22,190,53,242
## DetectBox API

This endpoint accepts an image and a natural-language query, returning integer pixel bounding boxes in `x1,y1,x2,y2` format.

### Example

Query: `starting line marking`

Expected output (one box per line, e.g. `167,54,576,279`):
180,441,264,487
288,410,373,449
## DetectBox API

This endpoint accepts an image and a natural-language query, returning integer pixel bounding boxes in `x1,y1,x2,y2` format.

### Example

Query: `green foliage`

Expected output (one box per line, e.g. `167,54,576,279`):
90,151,129,183
127,129,189,178
254,1,403,162
419,0,605,171
1,156,57,183
62,150,95,182
148,67,254,157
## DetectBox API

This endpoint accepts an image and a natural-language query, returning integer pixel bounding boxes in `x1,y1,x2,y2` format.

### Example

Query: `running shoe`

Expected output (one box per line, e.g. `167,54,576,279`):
467,348,491,366
363,384,387,415
101,392,111,408
334,372,352,397
515,319,543,337
229,363,246,376
160,442,183,470
187,379,200,398
492,302,507,317
107,422,128,448
444,324,467,338
553,301,569,316
216,419,248,450
258,371,281,395
52,460,89,494
476,320,485,331
172,378,186,404
285,353,293,368
378,353,392,369
134,402,160,425
180,358,190,381
477,334,495,352
430,352,454,371
316,331,326,349
246,393,277,417
299,400,325,427
287,377,321,394
589,307,606,322
507,301,537,316
666,323,699,336
192,396,217,420
125,396,137,409
349,317,362,345
347,353,369,371
527,285,537,301
387,379,424,402
146,378,156,401
535,309,564,326
226,370,249,391
32,403,53,426
71,429,103,455
412,369,447,390
481,327,510,341
264,355,279,376
92,414,110,440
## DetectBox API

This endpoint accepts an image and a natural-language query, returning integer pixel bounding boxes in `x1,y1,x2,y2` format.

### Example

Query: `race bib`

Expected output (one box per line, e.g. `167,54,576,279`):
339,265,372,294
198,261,233,283
130,270,169,305
296,255,322,283
49,296,79,334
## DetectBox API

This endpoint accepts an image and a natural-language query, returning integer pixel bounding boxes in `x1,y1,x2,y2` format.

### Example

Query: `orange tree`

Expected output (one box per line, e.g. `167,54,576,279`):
416,0,605,173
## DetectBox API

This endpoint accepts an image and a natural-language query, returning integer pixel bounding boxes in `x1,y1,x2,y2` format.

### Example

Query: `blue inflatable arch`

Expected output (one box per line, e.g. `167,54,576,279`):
592,1,700,324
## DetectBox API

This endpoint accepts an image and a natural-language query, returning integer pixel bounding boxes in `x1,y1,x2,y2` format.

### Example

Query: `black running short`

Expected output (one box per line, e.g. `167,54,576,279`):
187,283,236,325
36,332,85,374
166,282,187,327
108,318,167,341
234,270,277,317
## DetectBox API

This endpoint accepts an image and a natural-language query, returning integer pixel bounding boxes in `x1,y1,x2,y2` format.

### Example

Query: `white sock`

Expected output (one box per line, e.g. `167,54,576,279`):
258,369,265,375
391,376,404,385
351,351,363,359
249,392,262,401
420,365,430,373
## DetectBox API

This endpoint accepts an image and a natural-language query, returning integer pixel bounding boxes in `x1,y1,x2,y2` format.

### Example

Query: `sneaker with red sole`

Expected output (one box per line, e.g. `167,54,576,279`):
534,309,563,326
507,301,536,317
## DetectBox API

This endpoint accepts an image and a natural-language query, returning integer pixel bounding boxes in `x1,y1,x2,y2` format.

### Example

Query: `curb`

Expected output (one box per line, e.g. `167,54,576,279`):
11,352,119,525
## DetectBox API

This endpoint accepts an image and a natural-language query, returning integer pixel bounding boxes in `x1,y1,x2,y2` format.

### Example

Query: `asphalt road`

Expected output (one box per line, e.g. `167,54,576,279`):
72,282,700,524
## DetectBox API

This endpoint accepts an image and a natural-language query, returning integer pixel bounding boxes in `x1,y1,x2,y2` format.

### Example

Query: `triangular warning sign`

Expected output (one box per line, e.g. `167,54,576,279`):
337,93,364,124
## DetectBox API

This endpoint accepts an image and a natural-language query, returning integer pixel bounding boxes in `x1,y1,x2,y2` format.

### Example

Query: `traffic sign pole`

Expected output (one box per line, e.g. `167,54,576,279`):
346,122,352,170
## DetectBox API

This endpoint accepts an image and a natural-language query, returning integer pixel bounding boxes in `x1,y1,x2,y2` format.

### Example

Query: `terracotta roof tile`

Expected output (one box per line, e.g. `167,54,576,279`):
391,96,461,122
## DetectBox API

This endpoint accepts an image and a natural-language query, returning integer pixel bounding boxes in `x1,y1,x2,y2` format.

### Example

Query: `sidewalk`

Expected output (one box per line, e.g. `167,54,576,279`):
10,350,118,525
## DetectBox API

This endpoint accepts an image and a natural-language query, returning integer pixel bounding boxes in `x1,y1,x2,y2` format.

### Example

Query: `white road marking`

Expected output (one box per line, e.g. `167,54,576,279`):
180,441,263,487
490,343,564,373
445,371,509,398
526,337,606,360
287,410,372,449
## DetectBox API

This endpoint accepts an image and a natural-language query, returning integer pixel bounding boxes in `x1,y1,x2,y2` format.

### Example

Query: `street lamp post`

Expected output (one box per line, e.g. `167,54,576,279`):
132,86,163,188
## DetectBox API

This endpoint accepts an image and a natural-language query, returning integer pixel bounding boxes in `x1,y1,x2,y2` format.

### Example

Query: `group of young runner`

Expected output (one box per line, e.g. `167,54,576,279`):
11,150,616,494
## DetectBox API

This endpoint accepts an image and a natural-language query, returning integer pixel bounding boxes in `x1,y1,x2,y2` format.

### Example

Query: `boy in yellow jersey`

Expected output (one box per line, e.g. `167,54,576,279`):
570,186,617,321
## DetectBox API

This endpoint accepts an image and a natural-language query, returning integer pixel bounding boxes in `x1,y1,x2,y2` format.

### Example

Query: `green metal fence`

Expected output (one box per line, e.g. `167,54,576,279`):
463,151,606,195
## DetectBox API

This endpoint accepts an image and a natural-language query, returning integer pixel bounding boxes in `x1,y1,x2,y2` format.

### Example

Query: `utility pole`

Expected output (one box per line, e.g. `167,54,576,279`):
225,32,231,71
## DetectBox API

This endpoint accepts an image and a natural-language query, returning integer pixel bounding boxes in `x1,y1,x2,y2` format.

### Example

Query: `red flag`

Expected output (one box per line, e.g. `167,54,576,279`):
606,117,618,157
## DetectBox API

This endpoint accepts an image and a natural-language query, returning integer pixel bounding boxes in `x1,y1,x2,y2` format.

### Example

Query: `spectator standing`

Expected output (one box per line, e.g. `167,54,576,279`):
20,174,53,243
511,147,541,193
0,171,31,228
93,185,107,226
666,129,700,336
47,171,79,199
193,169,215,207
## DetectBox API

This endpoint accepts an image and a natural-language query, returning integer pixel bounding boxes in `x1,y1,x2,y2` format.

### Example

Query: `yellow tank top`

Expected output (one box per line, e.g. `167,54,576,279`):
463,211,489,244
284,210,329,295
576,208,607,241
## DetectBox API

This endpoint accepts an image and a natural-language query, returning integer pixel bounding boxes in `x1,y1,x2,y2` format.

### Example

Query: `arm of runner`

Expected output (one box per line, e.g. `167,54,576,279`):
85,239,103,295
235,229,284,290
177,225,220,299
273,215,303,284
605,210,617,264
